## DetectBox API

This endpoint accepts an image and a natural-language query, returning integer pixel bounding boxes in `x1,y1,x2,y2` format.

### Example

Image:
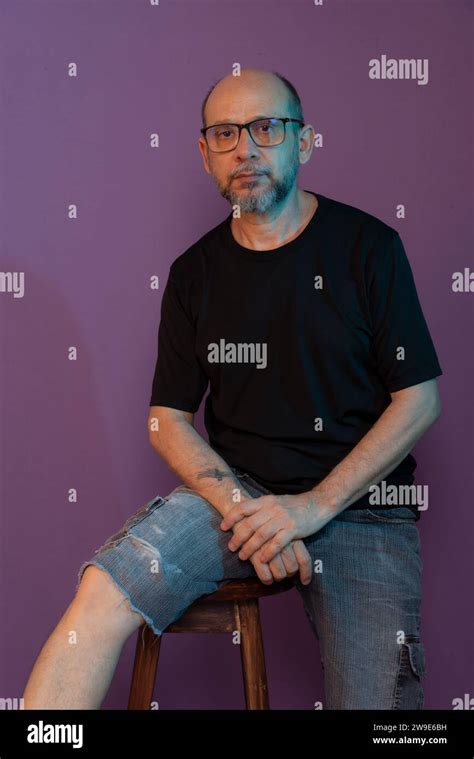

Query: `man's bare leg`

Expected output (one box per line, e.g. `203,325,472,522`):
22,565,145,709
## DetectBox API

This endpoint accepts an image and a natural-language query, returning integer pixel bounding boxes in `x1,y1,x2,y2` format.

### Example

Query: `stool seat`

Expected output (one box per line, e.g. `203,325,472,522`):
198,576,294,601
128,576,295,710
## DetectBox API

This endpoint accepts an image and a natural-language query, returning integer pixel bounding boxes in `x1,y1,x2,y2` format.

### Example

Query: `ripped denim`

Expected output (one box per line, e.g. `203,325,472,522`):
76,468,426,709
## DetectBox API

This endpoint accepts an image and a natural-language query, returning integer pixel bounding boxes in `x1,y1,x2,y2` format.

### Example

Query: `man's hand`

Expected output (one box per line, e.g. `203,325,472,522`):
220,492,334,564
249,538,313,586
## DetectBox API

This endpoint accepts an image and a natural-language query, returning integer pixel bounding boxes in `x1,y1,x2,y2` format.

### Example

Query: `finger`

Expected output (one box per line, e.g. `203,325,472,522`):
267,553,288,582
220,499,262,531
292,540,313,585
257,529,294,563
227,509,274,552
237,518,285,560
252,558,273,585
279,544,299,576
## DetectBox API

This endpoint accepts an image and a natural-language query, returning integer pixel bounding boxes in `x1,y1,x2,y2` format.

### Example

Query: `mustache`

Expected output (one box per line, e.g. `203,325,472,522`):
232,168,268,178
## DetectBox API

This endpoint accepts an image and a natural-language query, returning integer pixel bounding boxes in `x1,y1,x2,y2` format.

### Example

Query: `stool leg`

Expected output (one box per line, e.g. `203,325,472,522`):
128,624,162,709
237,598,270,709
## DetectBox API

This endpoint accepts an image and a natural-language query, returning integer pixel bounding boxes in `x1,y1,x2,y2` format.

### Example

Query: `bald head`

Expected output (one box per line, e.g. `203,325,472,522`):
201,68,304,129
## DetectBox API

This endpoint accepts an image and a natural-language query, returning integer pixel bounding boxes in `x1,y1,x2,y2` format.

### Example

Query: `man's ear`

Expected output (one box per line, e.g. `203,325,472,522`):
298,123,316,166
198,137,211,175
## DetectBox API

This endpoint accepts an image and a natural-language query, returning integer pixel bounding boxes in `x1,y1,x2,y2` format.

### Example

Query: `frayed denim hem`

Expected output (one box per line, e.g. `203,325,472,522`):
76,559,164,644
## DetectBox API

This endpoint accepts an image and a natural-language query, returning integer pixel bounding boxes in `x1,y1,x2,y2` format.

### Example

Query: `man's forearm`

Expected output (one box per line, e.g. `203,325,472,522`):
308,384,441,521
216,381,441,566
148,411,252,517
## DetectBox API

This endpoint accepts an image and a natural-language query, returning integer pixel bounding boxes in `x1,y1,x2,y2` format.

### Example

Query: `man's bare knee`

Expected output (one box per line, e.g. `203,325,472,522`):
75,565,144,633
76,564,123,604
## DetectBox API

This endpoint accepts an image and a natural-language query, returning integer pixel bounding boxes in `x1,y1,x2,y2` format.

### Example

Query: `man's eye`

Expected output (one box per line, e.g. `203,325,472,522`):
255,122,275,134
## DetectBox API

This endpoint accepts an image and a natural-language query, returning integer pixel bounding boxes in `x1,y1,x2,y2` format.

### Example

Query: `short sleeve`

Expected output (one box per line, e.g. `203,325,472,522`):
149,270,208,412
367,231,443,392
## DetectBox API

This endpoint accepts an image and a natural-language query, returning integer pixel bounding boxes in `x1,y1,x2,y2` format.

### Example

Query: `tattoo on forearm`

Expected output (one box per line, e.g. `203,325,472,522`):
197,468,233,483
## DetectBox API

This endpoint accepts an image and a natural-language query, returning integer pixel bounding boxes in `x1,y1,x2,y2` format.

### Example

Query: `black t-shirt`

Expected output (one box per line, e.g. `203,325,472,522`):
149,191,442,513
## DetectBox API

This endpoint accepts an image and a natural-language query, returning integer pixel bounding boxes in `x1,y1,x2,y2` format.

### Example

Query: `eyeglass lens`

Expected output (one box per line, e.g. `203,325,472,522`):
206,118,284,151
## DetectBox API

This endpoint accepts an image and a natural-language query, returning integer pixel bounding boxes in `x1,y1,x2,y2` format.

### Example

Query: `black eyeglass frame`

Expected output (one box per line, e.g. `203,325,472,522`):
200,117,305,153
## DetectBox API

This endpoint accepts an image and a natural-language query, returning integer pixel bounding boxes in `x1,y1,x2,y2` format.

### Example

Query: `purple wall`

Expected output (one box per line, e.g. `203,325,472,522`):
1,0,472,709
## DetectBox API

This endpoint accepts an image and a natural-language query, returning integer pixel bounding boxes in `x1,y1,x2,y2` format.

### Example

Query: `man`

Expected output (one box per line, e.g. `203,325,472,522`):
23,68,442,710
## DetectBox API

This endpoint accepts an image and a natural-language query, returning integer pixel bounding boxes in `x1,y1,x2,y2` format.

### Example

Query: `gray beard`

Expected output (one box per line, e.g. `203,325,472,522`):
216,161,299,215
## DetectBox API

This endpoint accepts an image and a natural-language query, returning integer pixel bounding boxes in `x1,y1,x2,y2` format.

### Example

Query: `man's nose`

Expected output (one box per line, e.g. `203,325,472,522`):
234,127,260,159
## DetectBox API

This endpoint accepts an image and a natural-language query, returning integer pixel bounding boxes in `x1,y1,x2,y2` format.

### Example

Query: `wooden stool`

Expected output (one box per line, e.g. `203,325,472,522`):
128,576,294,710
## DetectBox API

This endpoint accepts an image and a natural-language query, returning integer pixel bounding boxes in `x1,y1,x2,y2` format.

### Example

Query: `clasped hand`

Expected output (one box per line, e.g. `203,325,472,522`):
220,492,330,586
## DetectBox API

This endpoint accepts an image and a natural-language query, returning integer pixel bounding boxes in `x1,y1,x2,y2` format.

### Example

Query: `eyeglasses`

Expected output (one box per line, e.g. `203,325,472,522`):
200,117,305,153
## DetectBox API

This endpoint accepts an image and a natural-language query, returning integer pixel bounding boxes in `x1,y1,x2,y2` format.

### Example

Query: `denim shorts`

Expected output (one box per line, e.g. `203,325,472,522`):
76,467,425,710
